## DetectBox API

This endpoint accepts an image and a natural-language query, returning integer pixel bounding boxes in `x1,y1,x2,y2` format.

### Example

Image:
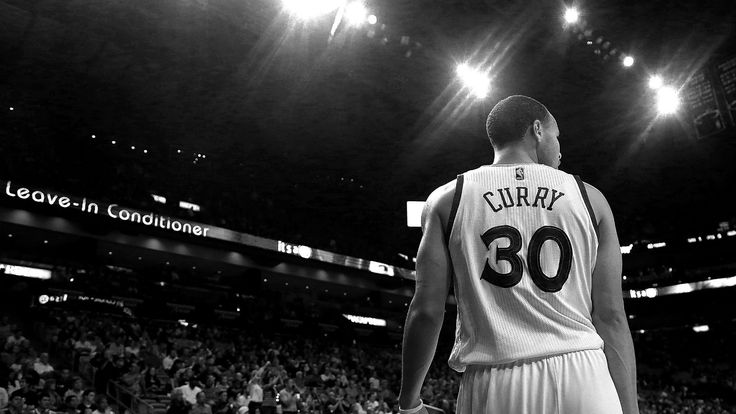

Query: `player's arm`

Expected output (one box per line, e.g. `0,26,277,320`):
398,183,454,412
586,182,639,414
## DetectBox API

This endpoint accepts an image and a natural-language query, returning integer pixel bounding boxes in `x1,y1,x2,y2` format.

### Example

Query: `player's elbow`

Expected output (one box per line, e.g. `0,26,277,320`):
592,307,629,332
408,298,445,322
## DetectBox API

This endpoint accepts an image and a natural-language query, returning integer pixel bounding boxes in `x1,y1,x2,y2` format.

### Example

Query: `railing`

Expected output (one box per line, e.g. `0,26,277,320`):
106,381,155,414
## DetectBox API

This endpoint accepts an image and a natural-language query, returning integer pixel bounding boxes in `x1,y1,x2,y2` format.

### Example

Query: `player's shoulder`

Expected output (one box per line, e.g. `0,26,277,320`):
423,178,459,228
580,180,612,223
426,179,457,212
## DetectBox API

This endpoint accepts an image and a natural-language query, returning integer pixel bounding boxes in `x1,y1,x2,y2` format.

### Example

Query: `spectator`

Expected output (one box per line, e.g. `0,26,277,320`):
293,372,305,394
278,379,297,414
189,392,211,414
175,378,201,406
0,385,7,411
32,394,57,414
62,379,82,402
162,351,177,372
61,396,78,414
40,380,60,411
77,391,94,414
377,380,394,406
166,389,190,414
367,374,379,392
33,355,53,377
105,340,123,360
4,391,27,414
120,364,142,396
54,371,72,398
18,377,39,409
201,376,217,403
90,397,111,414
259,376,278,414
5,332,26,352
246,376,262,414
72,336,93,356
210,391,230,414
4,374,22,401
123,341,139,358
363,393,379,413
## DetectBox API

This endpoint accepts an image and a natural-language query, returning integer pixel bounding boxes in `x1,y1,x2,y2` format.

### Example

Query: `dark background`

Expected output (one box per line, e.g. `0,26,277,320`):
1,0,735,264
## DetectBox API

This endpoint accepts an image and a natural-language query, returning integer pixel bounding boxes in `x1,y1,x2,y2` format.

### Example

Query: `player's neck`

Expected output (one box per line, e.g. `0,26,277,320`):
491,147,538,165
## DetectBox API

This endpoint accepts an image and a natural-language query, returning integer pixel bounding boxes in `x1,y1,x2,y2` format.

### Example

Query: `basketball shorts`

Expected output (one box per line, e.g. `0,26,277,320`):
455,348,623,414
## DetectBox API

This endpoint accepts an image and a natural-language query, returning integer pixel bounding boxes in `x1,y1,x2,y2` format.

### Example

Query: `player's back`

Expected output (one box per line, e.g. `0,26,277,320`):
447,163,604,372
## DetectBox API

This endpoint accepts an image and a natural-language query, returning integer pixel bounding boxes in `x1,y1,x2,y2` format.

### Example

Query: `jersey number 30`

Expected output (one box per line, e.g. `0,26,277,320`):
480,225,573,292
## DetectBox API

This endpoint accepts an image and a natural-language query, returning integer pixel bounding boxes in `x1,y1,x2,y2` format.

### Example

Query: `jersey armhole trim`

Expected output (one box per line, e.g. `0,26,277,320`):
445,174,464,245
574,175,599,240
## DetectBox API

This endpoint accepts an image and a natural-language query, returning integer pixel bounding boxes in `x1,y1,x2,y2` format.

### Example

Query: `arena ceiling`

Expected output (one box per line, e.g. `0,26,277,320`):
1,0,735,260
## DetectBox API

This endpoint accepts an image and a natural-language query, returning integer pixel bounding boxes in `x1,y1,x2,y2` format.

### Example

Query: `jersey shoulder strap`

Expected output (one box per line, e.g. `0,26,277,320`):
445,174,464,244
573,175,599,239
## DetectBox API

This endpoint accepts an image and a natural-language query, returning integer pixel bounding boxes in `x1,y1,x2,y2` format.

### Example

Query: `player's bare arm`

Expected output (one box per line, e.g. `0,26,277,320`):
398,180,455,412
586,182,639,414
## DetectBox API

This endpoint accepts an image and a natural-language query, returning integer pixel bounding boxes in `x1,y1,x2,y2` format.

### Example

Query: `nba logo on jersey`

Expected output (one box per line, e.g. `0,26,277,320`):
515,167,524,180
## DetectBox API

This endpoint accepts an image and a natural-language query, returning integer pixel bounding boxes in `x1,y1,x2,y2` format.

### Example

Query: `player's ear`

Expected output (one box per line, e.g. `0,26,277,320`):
532,119,544,142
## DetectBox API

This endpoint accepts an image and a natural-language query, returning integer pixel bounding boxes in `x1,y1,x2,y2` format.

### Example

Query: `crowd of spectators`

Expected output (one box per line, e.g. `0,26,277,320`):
2,261,736,414
0,316,114,414
1,310,456,414
634,328,736,413
3,304,736,414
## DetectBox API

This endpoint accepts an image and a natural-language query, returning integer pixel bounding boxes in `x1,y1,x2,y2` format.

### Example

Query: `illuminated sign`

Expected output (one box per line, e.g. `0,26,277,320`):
37,293,129,315
277,241,313,259
38,294,67,304
179,201,200,212
343,314,387,327
3,180,211,238
626,275,736,299
1,263,52,279
1,179,415,280
369,261,394,277
406,201,424,228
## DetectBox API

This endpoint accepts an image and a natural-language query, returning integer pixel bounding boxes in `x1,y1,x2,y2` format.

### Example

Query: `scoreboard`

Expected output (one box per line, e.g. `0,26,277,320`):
681,54,736,139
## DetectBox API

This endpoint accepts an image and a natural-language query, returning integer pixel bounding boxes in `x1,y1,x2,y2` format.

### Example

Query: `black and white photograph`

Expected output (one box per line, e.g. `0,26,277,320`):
1,0,735,413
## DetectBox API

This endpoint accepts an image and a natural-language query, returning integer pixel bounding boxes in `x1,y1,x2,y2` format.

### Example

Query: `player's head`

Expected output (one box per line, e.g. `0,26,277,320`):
486,95,561,168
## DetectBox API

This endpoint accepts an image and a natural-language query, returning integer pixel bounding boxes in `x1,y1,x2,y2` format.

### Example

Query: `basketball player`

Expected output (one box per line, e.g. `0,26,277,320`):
398,95,638,414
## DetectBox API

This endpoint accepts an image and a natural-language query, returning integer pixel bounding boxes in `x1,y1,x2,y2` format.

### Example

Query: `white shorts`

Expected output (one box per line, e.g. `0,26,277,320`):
455,349,623,414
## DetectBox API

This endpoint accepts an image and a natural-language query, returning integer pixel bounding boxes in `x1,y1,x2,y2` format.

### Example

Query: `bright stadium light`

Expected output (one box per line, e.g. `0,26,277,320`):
456,63,490,98
648,75,663,90
656,86,680,115
622,55,635,67
283,0,344,20
692,325,709,333
563,7,580,24
345,1,368,26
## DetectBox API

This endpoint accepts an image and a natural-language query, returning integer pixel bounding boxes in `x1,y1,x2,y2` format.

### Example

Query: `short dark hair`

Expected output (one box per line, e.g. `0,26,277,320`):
486,95,550,147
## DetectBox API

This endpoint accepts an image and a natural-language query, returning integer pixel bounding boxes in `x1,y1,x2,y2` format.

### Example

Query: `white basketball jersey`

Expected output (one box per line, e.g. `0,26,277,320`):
447,164,604,372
